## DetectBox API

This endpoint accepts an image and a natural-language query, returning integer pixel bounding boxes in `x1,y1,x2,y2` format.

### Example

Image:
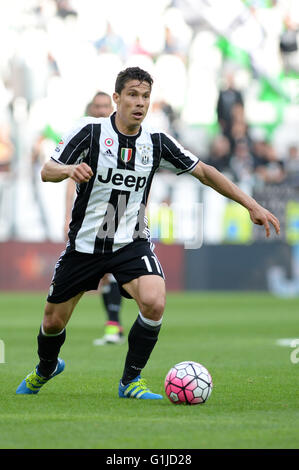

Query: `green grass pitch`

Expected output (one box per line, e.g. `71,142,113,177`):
0,291,298,449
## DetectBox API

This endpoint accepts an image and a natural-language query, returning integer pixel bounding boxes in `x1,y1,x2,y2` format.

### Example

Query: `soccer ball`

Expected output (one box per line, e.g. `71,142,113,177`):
164,361,213,405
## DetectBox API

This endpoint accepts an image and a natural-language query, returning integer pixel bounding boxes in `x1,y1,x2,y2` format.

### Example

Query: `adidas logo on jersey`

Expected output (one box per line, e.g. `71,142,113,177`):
97,167,148,192
104,149,114,156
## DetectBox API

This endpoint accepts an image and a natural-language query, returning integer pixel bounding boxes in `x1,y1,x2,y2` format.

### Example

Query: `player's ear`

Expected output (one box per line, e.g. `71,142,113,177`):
113,92,120,106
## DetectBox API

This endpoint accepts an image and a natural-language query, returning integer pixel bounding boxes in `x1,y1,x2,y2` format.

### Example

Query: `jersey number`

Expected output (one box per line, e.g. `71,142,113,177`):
141,255,162,274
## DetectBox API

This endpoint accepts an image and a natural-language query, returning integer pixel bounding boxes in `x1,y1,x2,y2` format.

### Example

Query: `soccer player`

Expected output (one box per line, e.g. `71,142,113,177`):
16,67,280,399
64,91,124,345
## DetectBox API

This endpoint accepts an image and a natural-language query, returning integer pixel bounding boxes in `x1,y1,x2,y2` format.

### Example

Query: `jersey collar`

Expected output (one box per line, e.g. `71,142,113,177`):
110,112,142,140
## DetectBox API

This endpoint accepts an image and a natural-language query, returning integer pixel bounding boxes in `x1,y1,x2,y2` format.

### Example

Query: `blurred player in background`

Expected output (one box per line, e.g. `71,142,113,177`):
65,91,124,345
16,67,280,400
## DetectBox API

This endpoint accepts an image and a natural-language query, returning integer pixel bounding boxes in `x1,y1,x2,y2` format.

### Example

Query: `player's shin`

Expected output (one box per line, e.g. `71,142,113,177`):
37,325,66,377
121,312,162,385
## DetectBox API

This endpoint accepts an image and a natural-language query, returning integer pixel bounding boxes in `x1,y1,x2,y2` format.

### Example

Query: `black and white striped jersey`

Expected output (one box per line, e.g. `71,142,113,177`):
51,112,199,254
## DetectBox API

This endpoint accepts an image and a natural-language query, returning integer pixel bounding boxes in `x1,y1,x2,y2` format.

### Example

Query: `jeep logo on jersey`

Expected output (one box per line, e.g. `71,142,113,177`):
97,167,148,192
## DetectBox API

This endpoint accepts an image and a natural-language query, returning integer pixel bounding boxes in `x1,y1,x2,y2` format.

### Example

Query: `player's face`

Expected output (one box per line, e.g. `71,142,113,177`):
89,95,113,118
113,80,151,134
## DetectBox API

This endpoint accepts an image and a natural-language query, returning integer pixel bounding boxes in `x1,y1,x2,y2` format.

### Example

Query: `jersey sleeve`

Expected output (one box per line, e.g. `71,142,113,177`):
50,118,92,165
159,133,199,175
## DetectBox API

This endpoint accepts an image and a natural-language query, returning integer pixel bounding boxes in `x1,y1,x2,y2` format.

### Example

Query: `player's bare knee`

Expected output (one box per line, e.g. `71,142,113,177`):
140,296,165,321
42,315,65,334
43,306,66,334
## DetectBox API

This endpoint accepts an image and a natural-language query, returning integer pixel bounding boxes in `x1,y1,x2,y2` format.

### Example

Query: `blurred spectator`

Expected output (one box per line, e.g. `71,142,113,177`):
249,130,269,164
229,119,251,153
216,72,244,139
207,135,231,173
279,15,299,74
55,0,77,19
284,144,299,186
285,144,299,171
130,37,152,57
229,140,255,187
86,91,113,118
47,52,60,77
254,141,286,184
162,26,187,62
94,22,127,59
231,102,246,126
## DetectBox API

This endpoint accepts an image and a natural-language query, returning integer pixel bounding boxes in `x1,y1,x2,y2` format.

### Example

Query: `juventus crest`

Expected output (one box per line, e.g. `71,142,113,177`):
138,144,152,165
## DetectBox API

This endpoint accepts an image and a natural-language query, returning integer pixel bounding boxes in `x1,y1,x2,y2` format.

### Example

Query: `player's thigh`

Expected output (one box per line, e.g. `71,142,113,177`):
123,275,166,320
43,291,84,332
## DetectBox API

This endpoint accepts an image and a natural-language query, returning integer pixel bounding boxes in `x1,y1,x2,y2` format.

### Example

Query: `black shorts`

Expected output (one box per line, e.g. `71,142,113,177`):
47,240,165,303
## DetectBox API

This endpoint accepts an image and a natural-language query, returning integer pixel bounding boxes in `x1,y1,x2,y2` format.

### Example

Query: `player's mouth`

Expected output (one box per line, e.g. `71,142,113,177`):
132,111,143,119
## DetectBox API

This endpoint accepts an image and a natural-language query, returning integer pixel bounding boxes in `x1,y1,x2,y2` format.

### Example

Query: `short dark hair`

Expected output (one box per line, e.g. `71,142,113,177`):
115,67,153,94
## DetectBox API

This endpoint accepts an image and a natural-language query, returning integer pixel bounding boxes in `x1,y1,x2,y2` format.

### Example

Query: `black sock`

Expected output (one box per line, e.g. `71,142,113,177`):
37,327,66,377
102,282,122,324
121,315,161,385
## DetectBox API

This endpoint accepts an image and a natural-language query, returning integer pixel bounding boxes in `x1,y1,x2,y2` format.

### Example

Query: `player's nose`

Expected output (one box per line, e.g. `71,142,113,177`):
136,96,145,107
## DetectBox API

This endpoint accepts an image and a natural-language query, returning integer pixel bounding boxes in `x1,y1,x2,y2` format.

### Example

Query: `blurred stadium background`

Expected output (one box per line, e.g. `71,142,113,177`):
1,0,299,296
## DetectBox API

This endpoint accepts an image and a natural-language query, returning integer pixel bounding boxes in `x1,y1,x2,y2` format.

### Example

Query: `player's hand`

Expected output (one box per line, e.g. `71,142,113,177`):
248,204,280,238
69,162,93,183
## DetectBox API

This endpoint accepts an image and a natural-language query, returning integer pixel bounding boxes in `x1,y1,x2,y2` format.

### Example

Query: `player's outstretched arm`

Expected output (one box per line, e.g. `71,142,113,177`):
191,161,280,238
41,160,93,183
